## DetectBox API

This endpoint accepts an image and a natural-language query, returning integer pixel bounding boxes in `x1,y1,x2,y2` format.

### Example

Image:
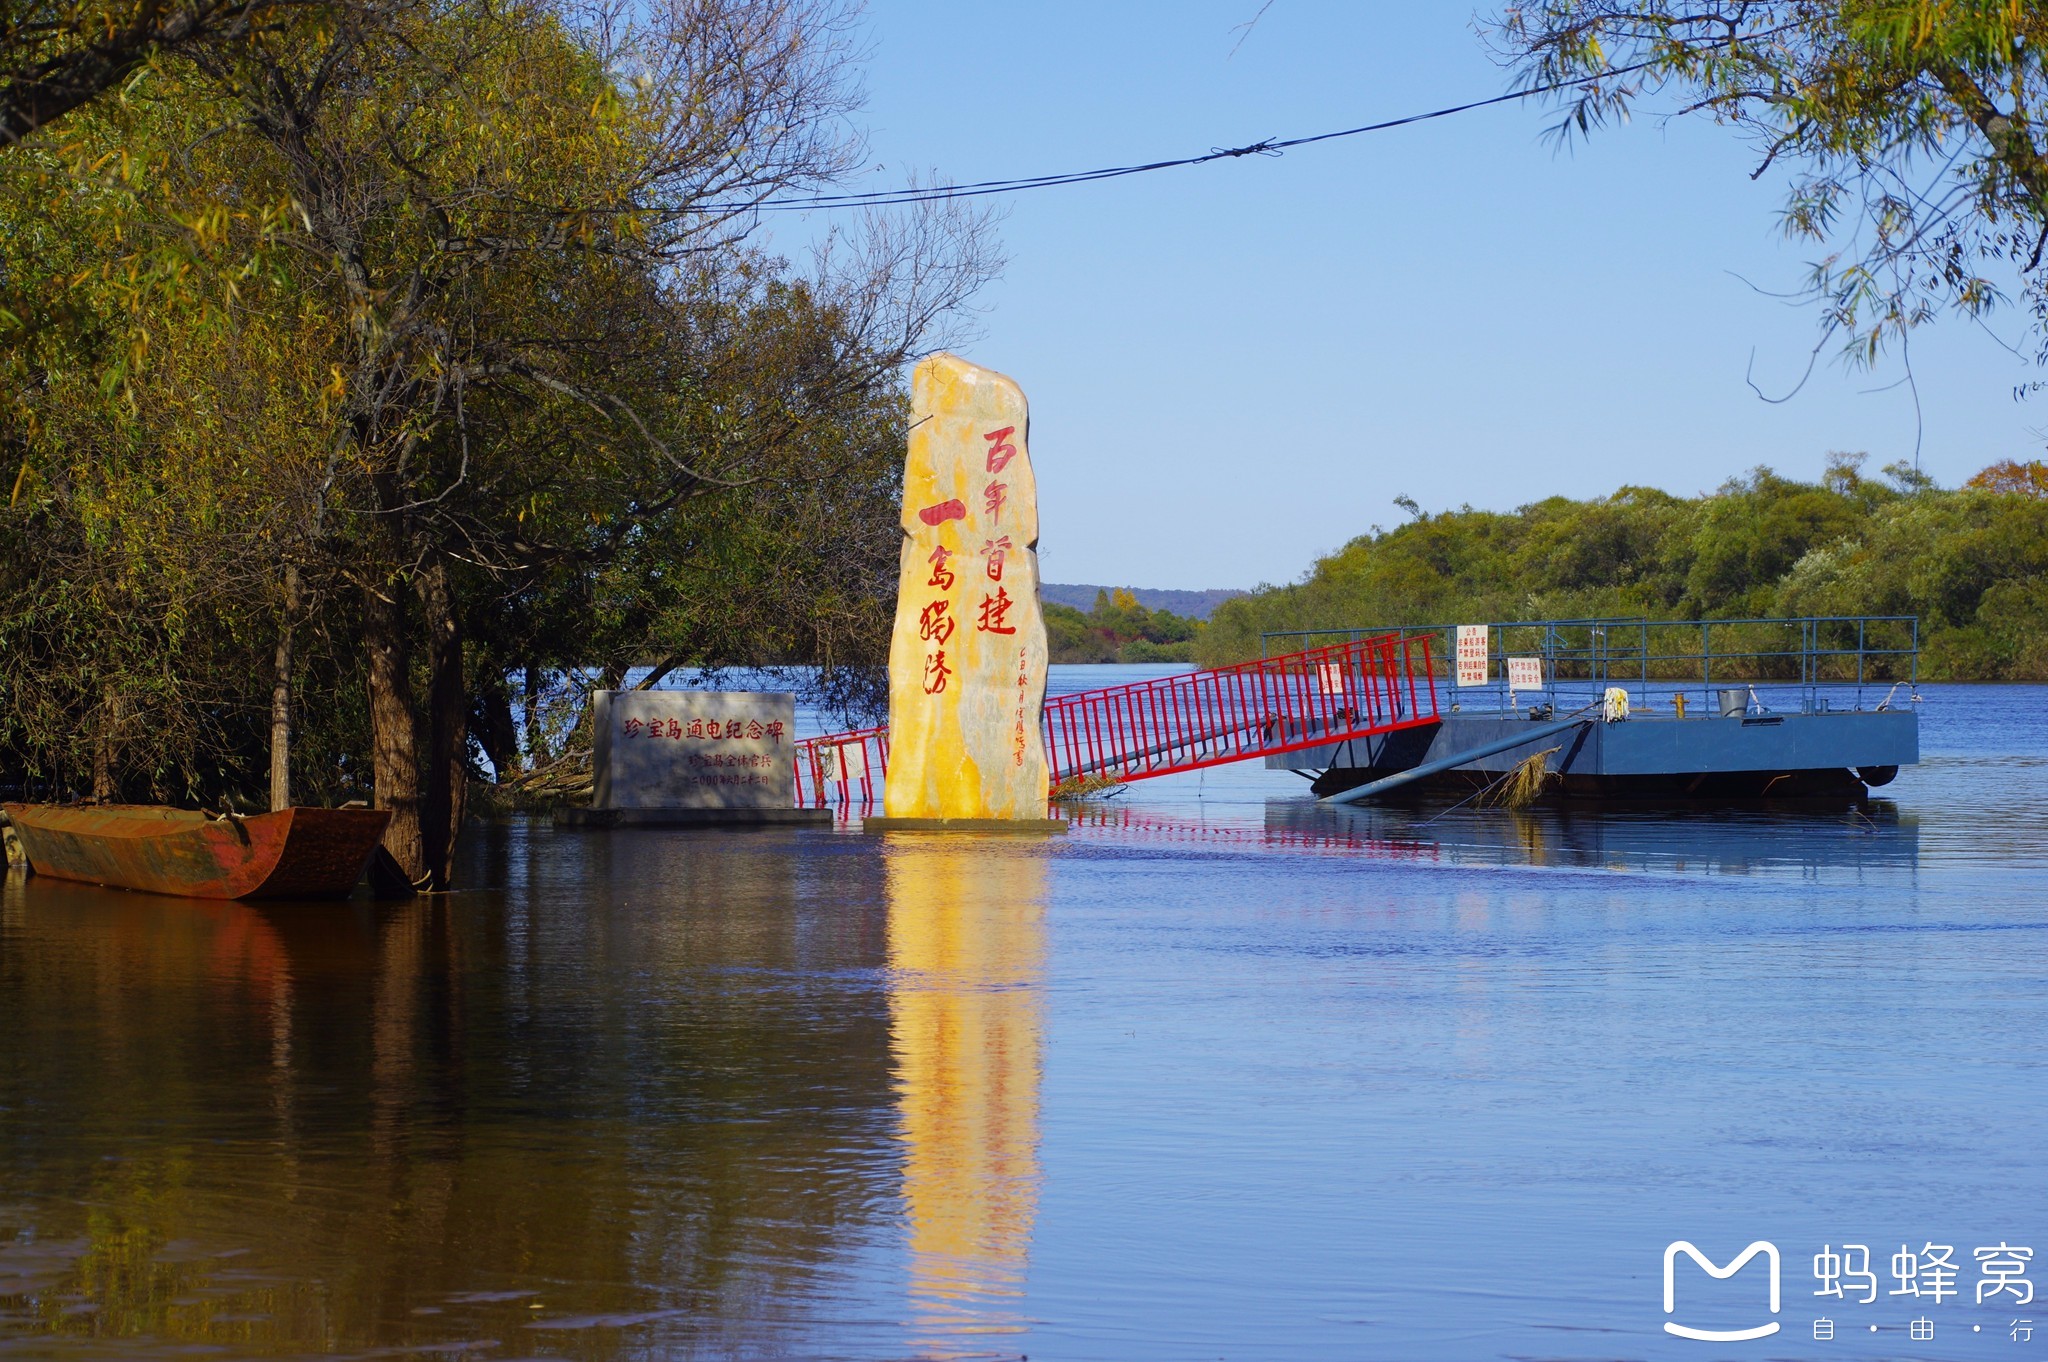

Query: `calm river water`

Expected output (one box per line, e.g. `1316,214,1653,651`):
3,673,2046,1361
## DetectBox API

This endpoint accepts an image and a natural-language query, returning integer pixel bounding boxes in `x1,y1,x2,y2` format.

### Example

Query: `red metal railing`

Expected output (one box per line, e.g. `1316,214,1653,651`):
1042,634,1437,783
792,634,1439,807
793,724,891,809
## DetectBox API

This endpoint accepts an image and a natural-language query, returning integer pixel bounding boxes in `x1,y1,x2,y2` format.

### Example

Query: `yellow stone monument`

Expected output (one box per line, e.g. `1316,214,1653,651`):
877,354,1055,826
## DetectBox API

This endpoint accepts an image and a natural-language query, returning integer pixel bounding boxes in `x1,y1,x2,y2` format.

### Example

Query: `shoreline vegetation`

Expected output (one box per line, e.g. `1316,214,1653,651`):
1188,456,2048,681
1046,590,1204,664
0,0,1000,887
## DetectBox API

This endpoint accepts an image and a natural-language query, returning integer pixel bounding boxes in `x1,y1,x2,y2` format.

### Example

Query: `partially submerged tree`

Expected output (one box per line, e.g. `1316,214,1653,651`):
0,0,997,888
185,0,989,884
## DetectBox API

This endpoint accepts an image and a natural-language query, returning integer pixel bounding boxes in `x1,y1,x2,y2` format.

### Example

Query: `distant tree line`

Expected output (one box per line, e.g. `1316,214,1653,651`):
1198,456,2048,681
1047,589,1203,664
0,0,997,886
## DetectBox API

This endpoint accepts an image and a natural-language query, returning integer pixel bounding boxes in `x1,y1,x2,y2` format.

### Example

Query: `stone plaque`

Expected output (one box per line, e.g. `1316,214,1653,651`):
592,691,793,809
883,354,1051,819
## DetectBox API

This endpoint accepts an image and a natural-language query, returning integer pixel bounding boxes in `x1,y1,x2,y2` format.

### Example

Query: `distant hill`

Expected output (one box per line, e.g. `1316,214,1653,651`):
1041,583,1245,620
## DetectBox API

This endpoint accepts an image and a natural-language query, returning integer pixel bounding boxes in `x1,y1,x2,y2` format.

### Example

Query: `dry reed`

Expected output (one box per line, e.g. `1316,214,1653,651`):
1050,771,1129,801
1486,746,1561,810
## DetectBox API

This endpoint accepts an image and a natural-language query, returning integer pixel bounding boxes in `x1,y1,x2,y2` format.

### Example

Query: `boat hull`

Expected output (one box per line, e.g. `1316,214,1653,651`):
3,804,393,900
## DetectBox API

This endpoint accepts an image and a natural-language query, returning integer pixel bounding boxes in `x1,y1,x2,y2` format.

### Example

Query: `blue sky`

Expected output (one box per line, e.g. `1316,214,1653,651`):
765,2,2040,590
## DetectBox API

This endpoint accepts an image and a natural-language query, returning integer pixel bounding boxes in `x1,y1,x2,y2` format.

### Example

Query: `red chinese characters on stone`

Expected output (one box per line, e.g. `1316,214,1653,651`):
977,586,1017,636
1013,648,1030,766
918,499,967,526
983,426,1017,474
983,481,1007,522
927,545,956,591
923,650,952,695
624,715,782,741
979,536,1011,583
919,598,956,645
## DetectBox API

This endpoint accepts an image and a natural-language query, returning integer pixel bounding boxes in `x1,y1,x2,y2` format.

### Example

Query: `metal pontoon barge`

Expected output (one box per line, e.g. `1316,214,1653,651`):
1264,617,1920,802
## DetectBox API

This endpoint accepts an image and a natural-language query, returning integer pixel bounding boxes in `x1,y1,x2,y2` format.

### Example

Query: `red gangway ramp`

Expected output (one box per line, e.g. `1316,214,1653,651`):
795,634,1442,808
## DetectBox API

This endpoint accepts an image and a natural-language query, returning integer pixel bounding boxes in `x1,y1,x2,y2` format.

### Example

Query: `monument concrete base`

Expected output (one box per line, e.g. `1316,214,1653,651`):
556,807,834,829
858,817,1068,834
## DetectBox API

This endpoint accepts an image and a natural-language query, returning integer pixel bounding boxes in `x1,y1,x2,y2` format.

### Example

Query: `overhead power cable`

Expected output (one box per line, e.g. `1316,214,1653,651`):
715,49,1682,214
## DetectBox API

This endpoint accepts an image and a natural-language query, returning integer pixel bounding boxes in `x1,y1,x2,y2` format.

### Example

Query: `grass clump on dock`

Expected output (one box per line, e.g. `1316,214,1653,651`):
1051,771,1129,801
1486,747,1561,811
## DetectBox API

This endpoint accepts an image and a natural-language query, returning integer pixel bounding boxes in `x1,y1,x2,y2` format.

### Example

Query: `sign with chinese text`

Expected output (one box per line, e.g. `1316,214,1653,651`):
1507,656,1543,692
883,354,1050,819
591,691,793,809
1455,624,1490,687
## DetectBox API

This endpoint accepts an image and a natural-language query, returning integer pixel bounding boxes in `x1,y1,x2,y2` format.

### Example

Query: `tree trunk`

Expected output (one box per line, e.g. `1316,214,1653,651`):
364,582,425,883
418,557,467,891
521,664,544,765
269,565,299,812
473,673,520,779
91,685,118,802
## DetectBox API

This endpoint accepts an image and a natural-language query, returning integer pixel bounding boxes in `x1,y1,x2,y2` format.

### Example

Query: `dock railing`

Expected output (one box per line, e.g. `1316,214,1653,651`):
793,632,1441,809
1259,616,1919,716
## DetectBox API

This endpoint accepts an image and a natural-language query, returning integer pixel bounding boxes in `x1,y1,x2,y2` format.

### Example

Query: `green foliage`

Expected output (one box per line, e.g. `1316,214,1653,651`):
0,0,308,150
1494,2,2048,367
0,0,997,823
1046,588,1203,664
1199,458,2048,681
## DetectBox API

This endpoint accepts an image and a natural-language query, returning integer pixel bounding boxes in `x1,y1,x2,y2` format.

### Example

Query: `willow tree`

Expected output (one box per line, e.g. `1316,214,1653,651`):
1494,2,2048,366
94,1,704,881
181,0,988,886
0,0,319,147
0,64,339,805
1,0,992,878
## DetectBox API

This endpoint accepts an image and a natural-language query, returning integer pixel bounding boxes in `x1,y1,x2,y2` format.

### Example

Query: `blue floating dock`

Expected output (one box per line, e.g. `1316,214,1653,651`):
1263,616,1921,801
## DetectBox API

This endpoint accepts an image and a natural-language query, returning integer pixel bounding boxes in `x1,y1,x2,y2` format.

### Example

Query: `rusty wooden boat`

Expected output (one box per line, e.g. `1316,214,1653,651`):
2,803,392,900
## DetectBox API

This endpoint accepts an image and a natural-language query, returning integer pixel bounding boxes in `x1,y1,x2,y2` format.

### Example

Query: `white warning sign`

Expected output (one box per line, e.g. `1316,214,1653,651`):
1455,625,1490,687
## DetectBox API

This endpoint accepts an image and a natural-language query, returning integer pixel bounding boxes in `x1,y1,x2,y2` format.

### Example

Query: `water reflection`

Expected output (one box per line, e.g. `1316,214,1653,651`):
1063,796,1923,878
1275,798,1923,877
1,832,1059,1359
883,838,1046,1357
7,681,2043,1362
0,832,909,1358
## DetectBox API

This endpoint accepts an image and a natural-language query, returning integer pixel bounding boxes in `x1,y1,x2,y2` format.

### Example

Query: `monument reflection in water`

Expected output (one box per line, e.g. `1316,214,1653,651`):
884,838,1046,1350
